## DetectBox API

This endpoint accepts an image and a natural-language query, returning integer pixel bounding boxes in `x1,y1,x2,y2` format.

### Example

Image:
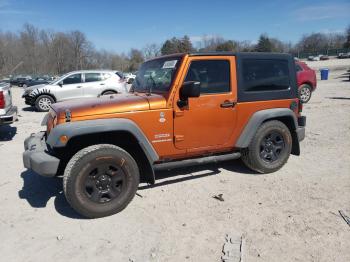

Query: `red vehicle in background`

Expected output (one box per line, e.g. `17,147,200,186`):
296,61,317,103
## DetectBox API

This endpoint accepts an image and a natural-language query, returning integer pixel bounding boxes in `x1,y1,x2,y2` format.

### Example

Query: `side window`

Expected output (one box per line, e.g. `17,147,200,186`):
85,73,102,82
242,59,290,92
184,60,230,94
295,64,303,72
115,72,124,79
63,74,82,85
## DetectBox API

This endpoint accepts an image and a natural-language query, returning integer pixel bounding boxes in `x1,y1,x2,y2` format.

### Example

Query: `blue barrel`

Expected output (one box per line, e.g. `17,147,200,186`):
320,68,329,80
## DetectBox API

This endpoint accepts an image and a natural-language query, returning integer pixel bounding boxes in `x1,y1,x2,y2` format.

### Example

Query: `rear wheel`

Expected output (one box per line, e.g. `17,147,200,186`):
241,120,292,173
299,84,312,103
35,95,54,112
63,144,139,218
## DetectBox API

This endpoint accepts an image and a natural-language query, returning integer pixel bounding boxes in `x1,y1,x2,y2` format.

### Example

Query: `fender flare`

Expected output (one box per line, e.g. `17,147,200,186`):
235,108,298,148
47,118,159,161
47,118,159,184
101,89,118,95
29,88,57,102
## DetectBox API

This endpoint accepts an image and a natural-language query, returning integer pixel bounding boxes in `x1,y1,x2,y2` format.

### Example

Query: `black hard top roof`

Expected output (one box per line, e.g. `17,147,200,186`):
189,51,292,58
146,52,293,62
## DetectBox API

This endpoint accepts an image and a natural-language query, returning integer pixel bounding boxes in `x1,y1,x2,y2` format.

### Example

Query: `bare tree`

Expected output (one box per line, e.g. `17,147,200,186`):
197,35,225,51
68,31,93,70
142,43,160,60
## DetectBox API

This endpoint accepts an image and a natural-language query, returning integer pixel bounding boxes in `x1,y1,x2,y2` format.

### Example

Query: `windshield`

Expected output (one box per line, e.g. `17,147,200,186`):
131,56,182,93
51,73,70,85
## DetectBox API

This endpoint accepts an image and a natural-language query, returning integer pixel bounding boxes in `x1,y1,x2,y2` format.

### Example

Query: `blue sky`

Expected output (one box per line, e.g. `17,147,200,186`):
0,0,349,53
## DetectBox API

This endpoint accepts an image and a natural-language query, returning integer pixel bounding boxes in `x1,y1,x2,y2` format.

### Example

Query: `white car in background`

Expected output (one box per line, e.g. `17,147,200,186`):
123,72,136,84
22,70,127,111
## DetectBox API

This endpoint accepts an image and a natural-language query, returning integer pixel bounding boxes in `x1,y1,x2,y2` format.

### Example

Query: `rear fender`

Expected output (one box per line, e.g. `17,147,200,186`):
235,108,300,155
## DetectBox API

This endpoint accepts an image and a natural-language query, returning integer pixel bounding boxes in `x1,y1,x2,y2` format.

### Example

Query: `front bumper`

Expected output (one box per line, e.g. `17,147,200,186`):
22,95,35,105
23,132,60,177
0,106,18,125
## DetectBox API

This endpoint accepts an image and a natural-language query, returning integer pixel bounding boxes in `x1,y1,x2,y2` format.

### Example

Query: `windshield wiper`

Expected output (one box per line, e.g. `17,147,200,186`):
147,75,156,96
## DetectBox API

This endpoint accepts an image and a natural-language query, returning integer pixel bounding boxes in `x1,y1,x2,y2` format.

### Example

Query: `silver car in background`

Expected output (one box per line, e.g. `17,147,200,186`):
0,82,17,126
22,70,127,111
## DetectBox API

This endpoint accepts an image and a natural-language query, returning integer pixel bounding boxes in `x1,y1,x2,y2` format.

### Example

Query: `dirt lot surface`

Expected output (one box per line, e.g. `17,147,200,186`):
0,61,349,262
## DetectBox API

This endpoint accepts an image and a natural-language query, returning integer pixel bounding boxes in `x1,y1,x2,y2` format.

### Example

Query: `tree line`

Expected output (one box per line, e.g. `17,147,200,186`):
0,23,349,77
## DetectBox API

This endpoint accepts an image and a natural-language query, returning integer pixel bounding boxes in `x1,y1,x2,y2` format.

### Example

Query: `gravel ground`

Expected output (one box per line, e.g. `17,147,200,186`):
0,61,349,262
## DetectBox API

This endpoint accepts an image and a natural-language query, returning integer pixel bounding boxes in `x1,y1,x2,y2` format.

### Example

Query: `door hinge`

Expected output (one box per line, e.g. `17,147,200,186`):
174,111,184,117
174,135,184,142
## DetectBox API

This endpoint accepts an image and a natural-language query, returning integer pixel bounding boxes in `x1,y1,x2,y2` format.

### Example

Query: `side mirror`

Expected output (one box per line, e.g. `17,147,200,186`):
180,81,200,99
178,81,201,107
58,81,63,87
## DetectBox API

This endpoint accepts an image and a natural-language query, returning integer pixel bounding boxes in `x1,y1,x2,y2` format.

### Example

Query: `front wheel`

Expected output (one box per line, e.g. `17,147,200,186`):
35,95,54,112
63,144,140,218
241,120,292,173
299,84,312,103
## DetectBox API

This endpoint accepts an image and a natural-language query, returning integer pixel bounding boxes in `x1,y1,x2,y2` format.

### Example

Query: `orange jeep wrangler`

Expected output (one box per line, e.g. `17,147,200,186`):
23,52,306,218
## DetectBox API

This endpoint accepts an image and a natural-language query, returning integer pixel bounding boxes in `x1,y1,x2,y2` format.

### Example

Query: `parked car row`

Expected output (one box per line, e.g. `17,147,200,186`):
307,55,329,61
337,52,350,59
9,75,55,87
19,77,52,88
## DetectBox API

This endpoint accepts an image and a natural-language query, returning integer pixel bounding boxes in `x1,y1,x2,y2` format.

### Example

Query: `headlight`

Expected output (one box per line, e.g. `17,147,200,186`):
23,89,31,96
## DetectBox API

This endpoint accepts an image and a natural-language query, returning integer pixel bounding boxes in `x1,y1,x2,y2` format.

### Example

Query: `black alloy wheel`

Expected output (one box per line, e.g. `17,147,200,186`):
259,131,285,163
84,163,127,203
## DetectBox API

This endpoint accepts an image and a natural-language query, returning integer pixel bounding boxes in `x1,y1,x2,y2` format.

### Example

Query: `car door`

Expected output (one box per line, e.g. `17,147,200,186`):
82,72,105,97
56,73,84,101
174,56,237,150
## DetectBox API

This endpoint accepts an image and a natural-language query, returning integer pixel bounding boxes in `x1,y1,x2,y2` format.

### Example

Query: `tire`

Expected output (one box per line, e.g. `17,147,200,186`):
102,90,117,95
63,144,140,218
241,120,292,174
299,84,312,103
35,95,54,112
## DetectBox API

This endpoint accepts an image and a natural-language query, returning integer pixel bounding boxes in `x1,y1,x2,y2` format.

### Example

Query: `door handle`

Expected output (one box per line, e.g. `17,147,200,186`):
76,86,82,88
100,83,105,85
220,100,236,108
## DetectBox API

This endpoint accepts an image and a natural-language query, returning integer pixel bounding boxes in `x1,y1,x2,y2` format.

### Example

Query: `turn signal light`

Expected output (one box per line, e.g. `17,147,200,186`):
59,135,68,144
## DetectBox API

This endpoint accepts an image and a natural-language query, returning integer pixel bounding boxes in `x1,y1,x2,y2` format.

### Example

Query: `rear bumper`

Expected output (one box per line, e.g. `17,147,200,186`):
296,116,306,142
296,127,305,142
0,106,18,125
23,132,60,177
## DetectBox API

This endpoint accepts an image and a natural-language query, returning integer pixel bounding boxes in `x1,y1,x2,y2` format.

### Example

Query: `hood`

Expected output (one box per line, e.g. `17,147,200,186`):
24,84,48,94
51,92,167,120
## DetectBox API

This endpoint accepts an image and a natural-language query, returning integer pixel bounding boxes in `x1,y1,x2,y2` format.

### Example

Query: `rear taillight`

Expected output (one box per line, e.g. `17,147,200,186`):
0,91,5,109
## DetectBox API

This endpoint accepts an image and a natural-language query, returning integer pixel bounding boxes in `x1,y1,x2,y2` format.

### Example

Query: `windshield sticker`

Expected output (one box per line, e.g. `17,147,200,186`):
162,60,177,69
